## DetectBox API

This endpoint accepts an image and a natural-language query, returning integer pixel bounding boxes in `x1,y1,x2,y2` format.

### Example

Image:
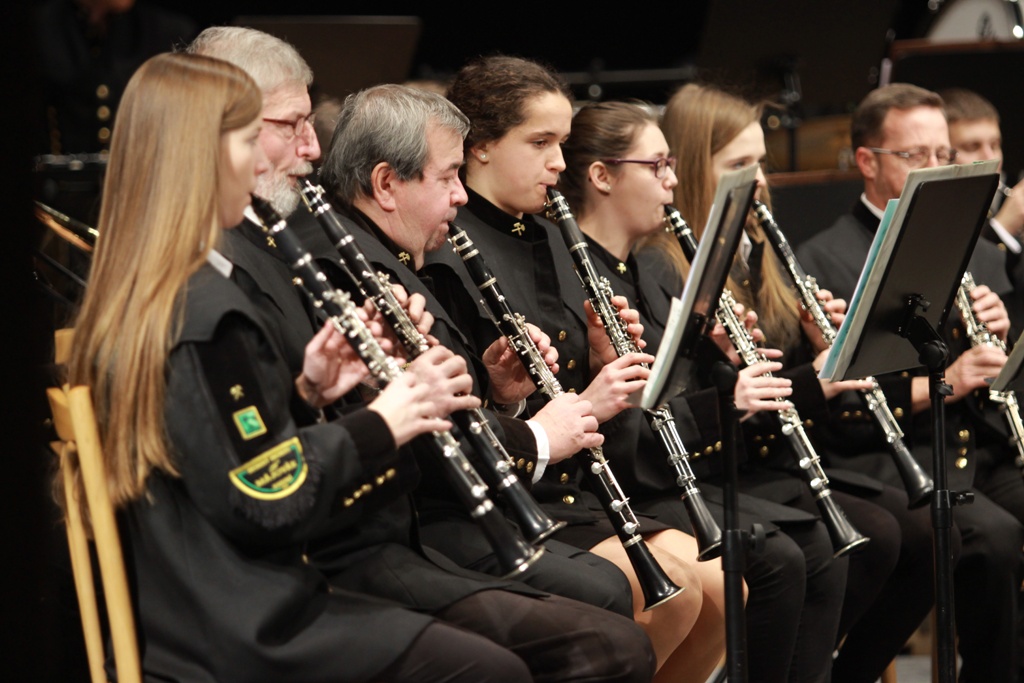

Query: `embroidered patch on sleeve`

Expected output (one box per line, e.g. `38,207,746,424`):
229,436,307,500
232,405,268,440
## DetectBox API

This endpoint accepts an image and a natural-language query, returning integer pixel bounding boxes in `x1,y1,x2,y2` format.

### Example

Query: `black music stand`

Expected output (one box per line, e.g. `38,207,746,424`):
636,164,757,683
637,164,758,410
821,161,999,683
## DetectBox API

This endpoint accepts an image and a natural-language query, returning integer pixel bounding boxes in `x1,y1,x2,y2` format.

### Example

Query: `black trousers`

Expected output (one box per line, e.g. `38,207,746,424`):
827,447,1024,682
954,487,1024,683
378,590,657,683
830,485,945,683
638,493,846,683
419,518,635,618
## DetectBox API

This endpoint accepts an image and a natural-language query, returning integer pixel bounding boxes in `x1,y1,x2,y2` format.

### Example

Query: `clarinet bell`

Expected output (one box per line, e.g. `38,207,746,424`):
819,493,870,558
624,540,687,611
685,494,724,561
896,457,934,509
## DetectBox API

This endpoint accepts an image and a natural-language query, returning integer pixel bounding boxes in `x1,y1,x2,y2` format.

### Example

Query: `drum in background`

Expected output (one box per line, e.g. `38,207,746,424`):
925,0,1024,41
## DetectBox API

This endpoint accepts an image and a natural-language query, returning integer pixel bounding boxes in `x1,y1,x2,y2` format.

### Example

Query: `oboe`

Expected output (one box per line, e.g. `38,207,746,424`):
666,205,869,557
752,201,934,508
448,221,685,610
955,272,1024,470
545,188,723,561
298,182,565,546
249,196,543,577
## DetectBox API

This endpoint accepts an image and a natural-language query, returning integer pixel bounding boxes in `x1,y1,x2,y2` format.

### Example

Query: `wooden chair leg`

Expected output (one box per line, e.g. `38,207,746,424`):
880,659,899,683
68,386,142,683
61,443,108,683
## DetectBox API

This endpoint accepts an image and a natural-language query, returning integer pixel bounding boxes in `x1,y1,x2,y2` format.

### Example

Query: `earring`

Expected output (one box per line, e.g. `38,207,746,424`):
479,153,488,161
603,184,612,192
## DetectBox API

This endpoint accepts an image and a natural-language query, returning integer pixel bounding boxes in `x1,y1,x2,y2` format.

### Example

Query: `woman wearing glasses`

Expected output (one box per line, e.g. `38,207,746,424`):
644,82,940,683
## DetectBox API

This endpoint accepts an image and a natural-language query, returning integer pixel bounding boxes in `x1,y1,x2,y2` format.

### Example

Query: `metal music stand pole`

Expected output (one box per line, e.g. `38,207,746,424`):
712,361,748,682
899,299,971,682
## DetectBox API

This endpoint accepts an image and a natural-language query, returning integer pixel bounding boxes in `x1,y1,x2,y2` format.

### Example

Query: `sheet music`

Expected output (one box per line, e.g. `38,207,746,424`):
636,165,758,409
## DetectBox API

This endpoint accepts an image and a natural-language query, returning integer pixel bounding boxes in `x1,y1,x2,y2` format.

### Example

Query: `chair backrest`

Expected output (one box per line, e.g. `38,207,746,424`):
48,329,142,683
48,386,106,683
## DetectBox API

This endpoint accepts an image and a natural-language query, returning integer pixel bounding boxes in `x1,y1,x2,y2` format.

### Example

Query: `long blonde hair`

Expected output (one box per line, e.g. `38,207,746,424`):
646,83,801,350
67,53,262,513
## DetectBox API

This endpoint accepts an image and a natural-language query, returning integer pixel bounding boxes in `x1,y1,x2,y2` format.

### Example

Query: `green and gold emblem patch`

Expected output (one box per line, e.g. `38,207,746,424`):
229,437,307,500
232,405,267,440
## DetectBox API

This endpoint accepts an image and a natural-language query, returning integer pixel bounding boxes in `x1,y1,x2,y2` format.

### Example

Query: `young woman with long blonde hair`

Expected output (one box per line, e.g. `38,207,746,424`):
648,83,937,683
65,52,641,683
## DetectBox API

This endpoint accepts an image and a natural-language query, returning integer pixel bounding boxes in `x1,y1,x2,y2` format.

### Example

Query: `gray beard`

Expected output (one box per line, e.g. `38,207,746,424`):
254,162,313,216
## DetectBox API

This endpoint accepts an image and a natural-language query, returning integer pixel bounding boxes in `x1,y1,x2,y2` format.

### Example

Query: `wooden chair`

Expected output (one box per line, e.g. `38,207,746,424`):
47,330,141,683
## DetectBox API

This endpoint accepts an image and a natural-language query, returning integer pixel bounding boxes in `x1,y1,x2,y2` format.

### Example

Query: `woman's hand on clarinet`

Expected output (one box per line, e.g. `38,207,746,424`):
579,352,653,423
585,297,645,374
733,348,793,420
801,289,846,354
484,323,558,405
710,302,763,365
297,319,378,408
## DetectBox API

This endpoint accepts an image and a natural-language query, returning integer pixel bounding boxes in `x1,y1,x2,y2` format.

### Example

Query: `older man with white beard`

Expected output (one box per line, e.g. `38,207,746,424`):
190,26,317,216
186,27,326,370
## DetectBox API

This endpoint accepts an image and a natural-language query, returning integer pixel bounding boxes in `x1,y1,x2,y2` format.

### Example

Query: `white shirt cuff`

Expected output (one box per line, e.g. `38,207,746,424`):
491,398,526,418
990,218,1022,254
524,420,550,483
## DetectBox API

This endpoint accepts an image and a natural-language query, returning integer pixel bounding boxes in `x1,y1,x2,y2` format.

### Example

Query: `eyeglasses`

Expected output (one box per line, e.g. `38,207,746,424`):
262,113,317,142
601,156,677,179
866,146,958,168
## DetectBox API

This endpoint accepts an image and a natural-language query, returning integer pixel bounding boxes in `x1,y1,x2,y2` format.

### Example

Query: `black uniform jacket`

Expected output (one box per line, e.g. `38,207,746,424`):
608,241,816,527
127,263,432,682
980,217,1024,330
223,212,542,584
423,190,815,532
797,199,1017,490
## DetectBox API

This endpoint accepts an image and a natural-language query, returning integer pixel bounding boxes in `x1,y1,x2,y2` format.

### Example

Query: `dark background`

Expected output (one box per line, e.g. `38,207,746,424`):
12,1,1024,679
145,0,927,110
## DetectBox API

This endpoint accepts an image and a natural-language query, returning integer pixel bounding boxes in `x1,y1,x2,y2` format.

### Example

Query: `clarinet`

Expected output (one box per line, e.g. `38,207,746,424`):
448,222,685,610
752,201,934,508
955,272,1024,470
544,189,723,561
297,182,564,545
666,205,869,557
249,196,543,576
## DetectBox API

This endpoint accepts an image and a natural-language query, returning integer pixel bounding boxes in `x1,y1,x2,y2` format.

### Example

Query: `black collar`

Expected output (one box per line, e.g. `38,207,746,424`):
465,187,542,241
853,198,882,234
342,206,418,270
